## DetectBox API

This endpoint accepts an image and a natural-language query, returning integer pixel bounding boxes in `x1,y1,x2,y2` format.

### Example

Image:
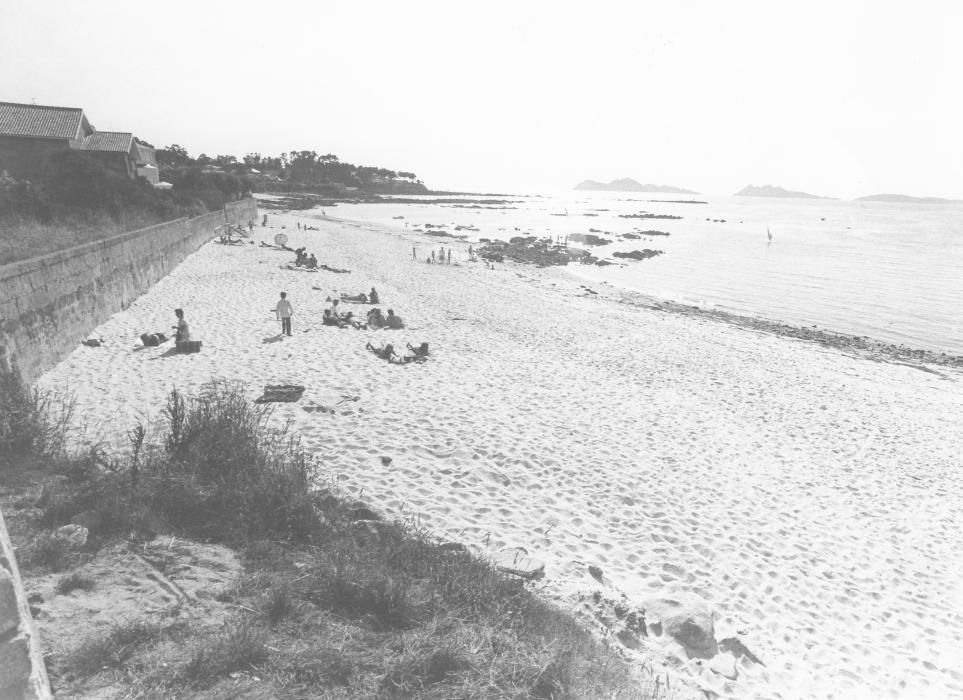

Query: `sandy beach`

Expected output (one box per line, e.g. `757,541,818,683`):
36,210,963,699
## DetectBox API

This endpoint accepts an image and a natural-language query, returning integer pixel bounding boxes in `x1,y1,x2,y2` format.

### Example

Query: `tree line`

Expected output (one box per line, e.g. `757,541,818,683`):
154,145,421,188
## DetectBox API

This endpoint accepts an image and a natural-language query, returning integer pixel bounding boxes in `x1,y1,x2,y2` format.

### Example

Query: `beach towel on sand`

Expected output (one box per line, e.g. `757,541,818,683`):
255,384,306,403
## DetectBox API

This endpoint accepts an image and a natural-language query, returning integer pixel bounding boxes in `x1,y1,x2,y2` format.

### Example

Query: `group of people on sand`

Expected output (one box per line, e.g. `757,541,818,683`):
293,247,318,269
365,340,428,364
270,289,405,334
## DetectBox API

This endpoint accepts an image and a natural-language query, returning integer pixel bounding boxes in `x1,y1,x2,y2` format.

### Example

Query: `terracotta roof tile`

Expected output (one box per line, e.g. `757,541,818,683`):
80,131,134,153
0,101,85,139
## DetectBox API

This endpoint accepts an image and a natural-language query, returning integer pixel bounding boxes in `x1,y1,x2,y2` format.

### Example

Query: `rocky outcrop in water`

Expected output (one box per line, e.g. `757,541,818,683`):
619,212,683,220
478,238,598,267
612,249,663,261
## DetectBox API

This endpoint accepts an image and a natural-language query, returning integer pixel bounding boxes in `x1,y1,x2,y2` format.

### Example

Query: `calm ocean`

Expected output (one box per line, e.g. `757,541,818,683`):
330,192,963,354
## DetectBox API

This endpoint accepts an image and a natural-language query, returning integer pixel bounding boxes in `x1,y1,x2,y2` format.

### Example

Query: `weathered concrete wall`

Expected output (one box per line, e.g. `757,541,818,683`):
0,198,257,385
0,510,50,699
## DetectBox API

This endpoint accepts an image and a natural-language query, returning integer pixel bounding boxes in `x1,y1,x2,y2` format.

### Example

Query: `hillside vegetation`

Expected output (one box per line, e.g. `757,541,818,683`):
0,151,249,266
0,371,672,699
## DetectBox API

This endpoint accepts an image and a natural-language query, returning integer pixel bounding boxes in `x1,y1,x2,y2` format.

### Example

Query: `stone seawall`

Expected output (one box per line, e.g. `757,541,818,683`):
0,198,257,385
0,510,50,699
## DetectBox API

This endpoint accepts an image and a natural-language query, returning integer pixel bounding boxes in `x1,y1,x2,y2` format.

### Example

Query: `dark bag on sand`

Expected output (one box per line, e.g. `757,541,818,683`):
255,384,305,403
140,333,169,347
175,340,202,354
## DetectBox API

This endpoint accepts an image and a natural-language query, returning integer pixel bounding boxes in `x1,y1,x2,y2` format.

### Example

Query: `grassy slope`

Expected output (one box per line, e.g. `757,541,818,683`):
1,374,672,699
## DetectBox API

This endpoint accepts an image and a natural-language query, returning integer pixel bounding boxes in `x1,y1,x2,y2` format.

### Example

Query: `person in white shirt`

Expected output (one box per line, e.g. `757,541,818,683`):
274,291,293,336
327,298,344,319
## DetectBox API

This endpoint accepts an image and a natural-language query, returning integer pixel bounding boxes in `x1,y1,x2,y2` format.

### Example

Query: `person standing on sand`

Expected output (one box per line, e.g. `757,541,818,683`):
274,292,293,336
412,246,416,260
447,249,451,265
431,250,435,263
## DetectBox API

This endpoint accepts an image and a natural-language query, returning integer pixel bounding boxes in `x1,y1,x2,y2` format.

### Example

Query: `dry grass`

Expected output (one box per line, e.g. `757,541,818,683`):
2,373,675,699
0,212,166,266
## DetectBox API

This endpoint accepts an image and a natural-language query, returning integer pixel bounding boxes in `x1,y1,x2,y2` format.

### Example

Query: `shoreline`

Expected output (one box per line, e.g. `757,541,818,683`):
35,209,963,699
323,208,963,371
597,286,962,370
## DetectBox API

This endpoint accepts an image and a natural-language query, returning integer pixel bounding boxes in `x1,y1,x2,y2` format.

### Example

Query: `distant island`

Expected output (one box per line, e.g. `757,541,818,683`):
575,178,697,194
855,193,963,204
735,184,832,199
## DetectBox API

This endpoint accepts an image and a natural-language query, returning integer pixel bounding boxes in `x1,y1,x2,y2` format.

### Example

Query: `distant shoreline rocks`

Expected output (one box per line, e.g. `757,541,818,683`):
619,212,683,220
612,249,664,261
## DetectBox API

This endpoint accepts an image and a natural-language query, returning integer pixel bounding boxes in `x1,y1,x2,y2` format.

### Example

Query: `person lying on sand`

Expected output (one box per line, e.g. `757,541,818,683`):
344,312,366,330
341,292,369,303
366,342,396,360
386,309,405,329
367,342,426,364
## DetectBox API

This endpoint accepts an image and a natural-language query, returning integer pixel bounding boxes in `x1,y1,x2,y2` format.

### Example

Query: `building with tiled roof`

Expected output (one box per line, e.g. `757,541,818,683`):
0,101,93,141
79,131,141,178
0,101,156,183
0,101,95,180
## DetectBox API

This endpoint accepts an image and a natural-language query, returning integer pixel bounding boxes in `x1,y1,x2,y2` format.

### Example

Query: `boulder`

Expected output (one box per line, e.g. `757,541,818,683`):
718,636,765,666
616,629,642,649
642,594,716,657
612,249,663,261
708,652,738,679
70,510,104,534
52,524,88,549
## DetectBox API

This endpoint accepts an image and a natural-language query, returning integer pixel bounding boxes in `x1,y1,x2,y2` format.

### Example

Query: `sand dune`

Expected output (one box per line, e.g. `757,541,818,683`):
37,212,963,699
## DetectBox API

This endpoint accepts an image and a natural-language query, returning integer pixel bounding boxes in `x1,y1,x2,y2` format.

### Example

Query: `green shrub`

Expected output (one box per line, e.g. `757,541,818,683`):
55,572,95,595
0,367,73,465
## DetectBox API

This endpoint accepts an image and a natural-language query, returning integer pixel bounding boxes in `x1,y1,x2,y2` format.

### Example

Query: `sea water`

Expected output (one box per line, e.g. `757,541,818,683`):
328,192,963,354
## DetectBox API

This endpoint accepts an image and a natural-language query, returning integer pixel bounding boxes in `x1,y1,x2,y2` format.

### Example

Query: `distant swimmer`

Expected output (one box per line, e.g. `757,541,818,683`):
767,226,773,243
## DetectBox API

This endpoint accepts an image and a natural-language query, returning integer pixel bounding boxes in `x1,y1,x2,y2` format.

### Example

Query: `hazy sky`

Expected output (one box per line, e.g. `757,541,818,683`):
3,0,961,197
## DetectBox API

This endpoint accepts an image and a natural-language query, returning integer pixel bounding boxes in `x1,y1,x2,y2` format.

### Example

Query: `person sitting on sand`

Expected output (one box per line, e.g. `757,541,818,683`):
406,342,429,358
341,292,369,303
327,298,344,318
369,287,379,304
172,308,190,344
386,309,405,329
367,308,386,329
322,309,347,328
306,254,318,269
366,342,396,361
